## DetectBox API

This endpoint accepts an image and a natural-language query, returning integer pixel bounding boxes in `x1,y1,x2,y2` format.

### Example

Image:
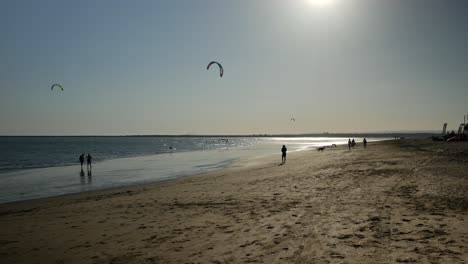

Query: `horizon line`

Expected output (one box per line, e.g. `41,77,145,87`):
0,131,440,137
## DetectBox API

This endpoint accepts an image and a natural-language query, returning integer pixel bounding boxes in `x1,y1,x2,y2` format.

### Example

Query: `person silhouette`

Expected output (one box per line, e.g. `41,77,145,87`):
348,139,351,150
351,138,356,148
86,154,92,170
363,138,367,148
79,154,85,169
281,145,287,163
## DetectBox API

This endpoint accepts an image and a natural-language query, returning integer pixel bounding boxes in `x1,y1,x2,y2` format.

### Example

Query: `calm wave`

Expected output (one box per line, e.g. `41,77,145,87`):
0,136,389,203
0,137,256,172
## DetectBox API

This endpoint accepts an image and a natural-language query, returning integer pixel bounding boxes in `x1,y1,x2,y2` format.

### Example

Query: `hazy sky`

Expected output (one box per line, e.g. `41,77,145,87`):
1,0,467,135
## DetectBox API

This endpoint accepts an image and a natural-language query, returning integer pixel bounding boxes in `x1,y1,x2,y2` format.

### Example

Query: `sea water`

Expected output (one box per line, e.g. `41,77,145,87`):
0,136,387,203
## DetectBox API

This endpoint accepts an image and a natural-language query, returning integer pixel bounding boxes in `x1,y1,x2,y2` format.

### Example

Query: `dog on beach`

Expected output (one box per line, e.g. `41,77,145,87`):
317,147,325,151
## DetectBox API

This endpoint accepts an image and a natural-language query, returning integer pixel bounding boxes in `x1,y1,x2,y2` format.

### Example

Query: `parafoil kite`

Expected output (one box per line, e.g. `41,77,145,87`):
207,61,223,77
51,84,64,91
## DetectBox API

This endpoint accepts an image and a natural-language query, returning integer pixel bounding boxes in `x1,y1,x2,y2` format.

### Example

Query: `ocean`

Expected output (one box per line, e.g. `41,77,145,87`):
0,136,388,203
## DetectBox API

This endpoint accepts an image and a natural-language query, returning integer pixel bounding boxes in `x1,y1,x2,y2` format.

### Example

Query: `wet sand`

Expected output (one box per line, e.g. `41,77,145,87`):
0,138,467,263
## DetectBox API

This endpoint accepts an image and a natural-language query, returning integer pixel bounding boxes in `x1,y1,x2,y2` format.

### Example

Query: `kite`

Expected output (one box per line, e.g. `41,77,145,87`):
51,84,64,91
207,61,223,77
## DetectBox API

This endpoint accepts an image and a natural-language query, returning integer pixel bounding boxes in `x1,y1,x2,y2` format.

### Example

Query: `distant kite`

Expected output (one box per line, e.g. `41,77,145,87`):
207,61,223,77
290,117,296,122
51,84,64,91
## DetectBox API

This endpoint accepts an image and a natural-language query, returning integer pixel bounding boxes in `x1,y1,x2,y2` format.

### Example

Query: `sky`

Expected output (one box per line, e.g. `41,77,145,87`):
1,0,467,135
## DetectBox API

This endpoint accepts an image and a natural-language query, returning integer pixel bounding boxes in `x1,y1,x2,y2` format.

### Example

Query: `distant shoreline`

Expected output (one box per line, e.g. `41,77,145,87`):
0,133,436,138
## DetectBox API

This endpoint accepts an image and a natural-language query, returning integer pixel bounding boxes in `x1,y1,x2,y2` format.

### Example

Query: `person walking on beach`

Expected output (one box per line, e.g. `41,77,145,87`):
281,145,287,164
348,139,351,150
79,154,85,169
86,154,92,170
363,138,367,148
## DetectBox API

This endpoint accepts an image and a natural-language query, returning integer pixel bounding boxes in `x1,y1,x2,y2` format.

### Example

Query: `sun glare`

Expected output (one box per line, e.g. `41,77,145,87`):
307,0,335,7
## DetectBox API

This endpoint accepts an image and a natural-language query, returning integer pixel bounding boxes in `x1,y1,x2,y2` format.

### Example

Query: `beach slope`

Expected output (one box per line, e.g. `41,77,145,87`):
1,139,467,263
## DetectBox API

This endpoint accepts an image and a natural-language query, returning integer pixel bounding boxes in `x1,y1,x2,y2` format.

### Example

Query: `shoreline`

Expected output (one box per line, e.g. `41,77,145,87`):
0,137,383,204
0,148,251,204
0,136,395,175
0,156,243,207
0,143,301,206
1,139,466,263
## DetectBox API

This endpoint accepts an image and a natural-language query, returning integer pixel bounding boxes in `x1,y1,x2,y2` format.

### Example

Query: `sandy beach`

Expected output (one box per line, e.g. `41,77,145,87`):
0,138,467,263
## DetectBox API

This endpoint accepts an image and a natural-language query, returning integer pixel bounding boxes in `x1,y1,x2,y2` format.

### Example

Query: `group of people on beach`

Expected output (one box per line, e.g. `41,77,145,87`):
280,138,369,163
348,138,367,150
79,153,93,170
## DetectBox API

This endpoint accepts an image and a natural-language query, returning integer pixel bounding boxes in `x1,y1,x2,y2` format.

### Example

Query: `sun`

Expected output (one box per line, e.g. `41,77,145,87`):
307,0,335,7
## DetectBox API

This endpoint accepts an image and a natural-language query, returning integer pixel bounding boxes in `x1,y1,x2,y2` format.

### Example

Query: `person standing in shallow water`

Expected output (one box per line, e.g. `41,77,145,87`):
86,154,92,170
348,139,352,150
281,145,287,163
79,154,85,169
363,138,367,148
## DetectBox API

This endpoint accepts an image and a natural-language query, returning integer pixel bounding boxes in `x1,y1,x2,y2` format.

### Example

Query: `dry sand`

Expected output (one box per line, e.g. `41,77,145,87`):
0,139,467,263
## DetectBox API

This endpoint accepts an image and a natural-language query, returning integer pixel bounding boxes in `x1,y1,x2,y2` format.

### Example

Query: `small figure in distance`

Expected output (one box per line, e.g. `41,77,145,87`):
79,153,85,169
281,145,287,164
351,138,356,148
86,153,92,170
348,139,351,150
363,138,367,148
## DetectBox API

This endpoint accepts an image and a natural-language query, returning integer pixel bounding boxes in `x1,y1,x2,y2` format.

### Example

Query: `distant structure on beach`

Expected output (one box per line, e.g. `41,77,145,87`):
433,113,468,141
